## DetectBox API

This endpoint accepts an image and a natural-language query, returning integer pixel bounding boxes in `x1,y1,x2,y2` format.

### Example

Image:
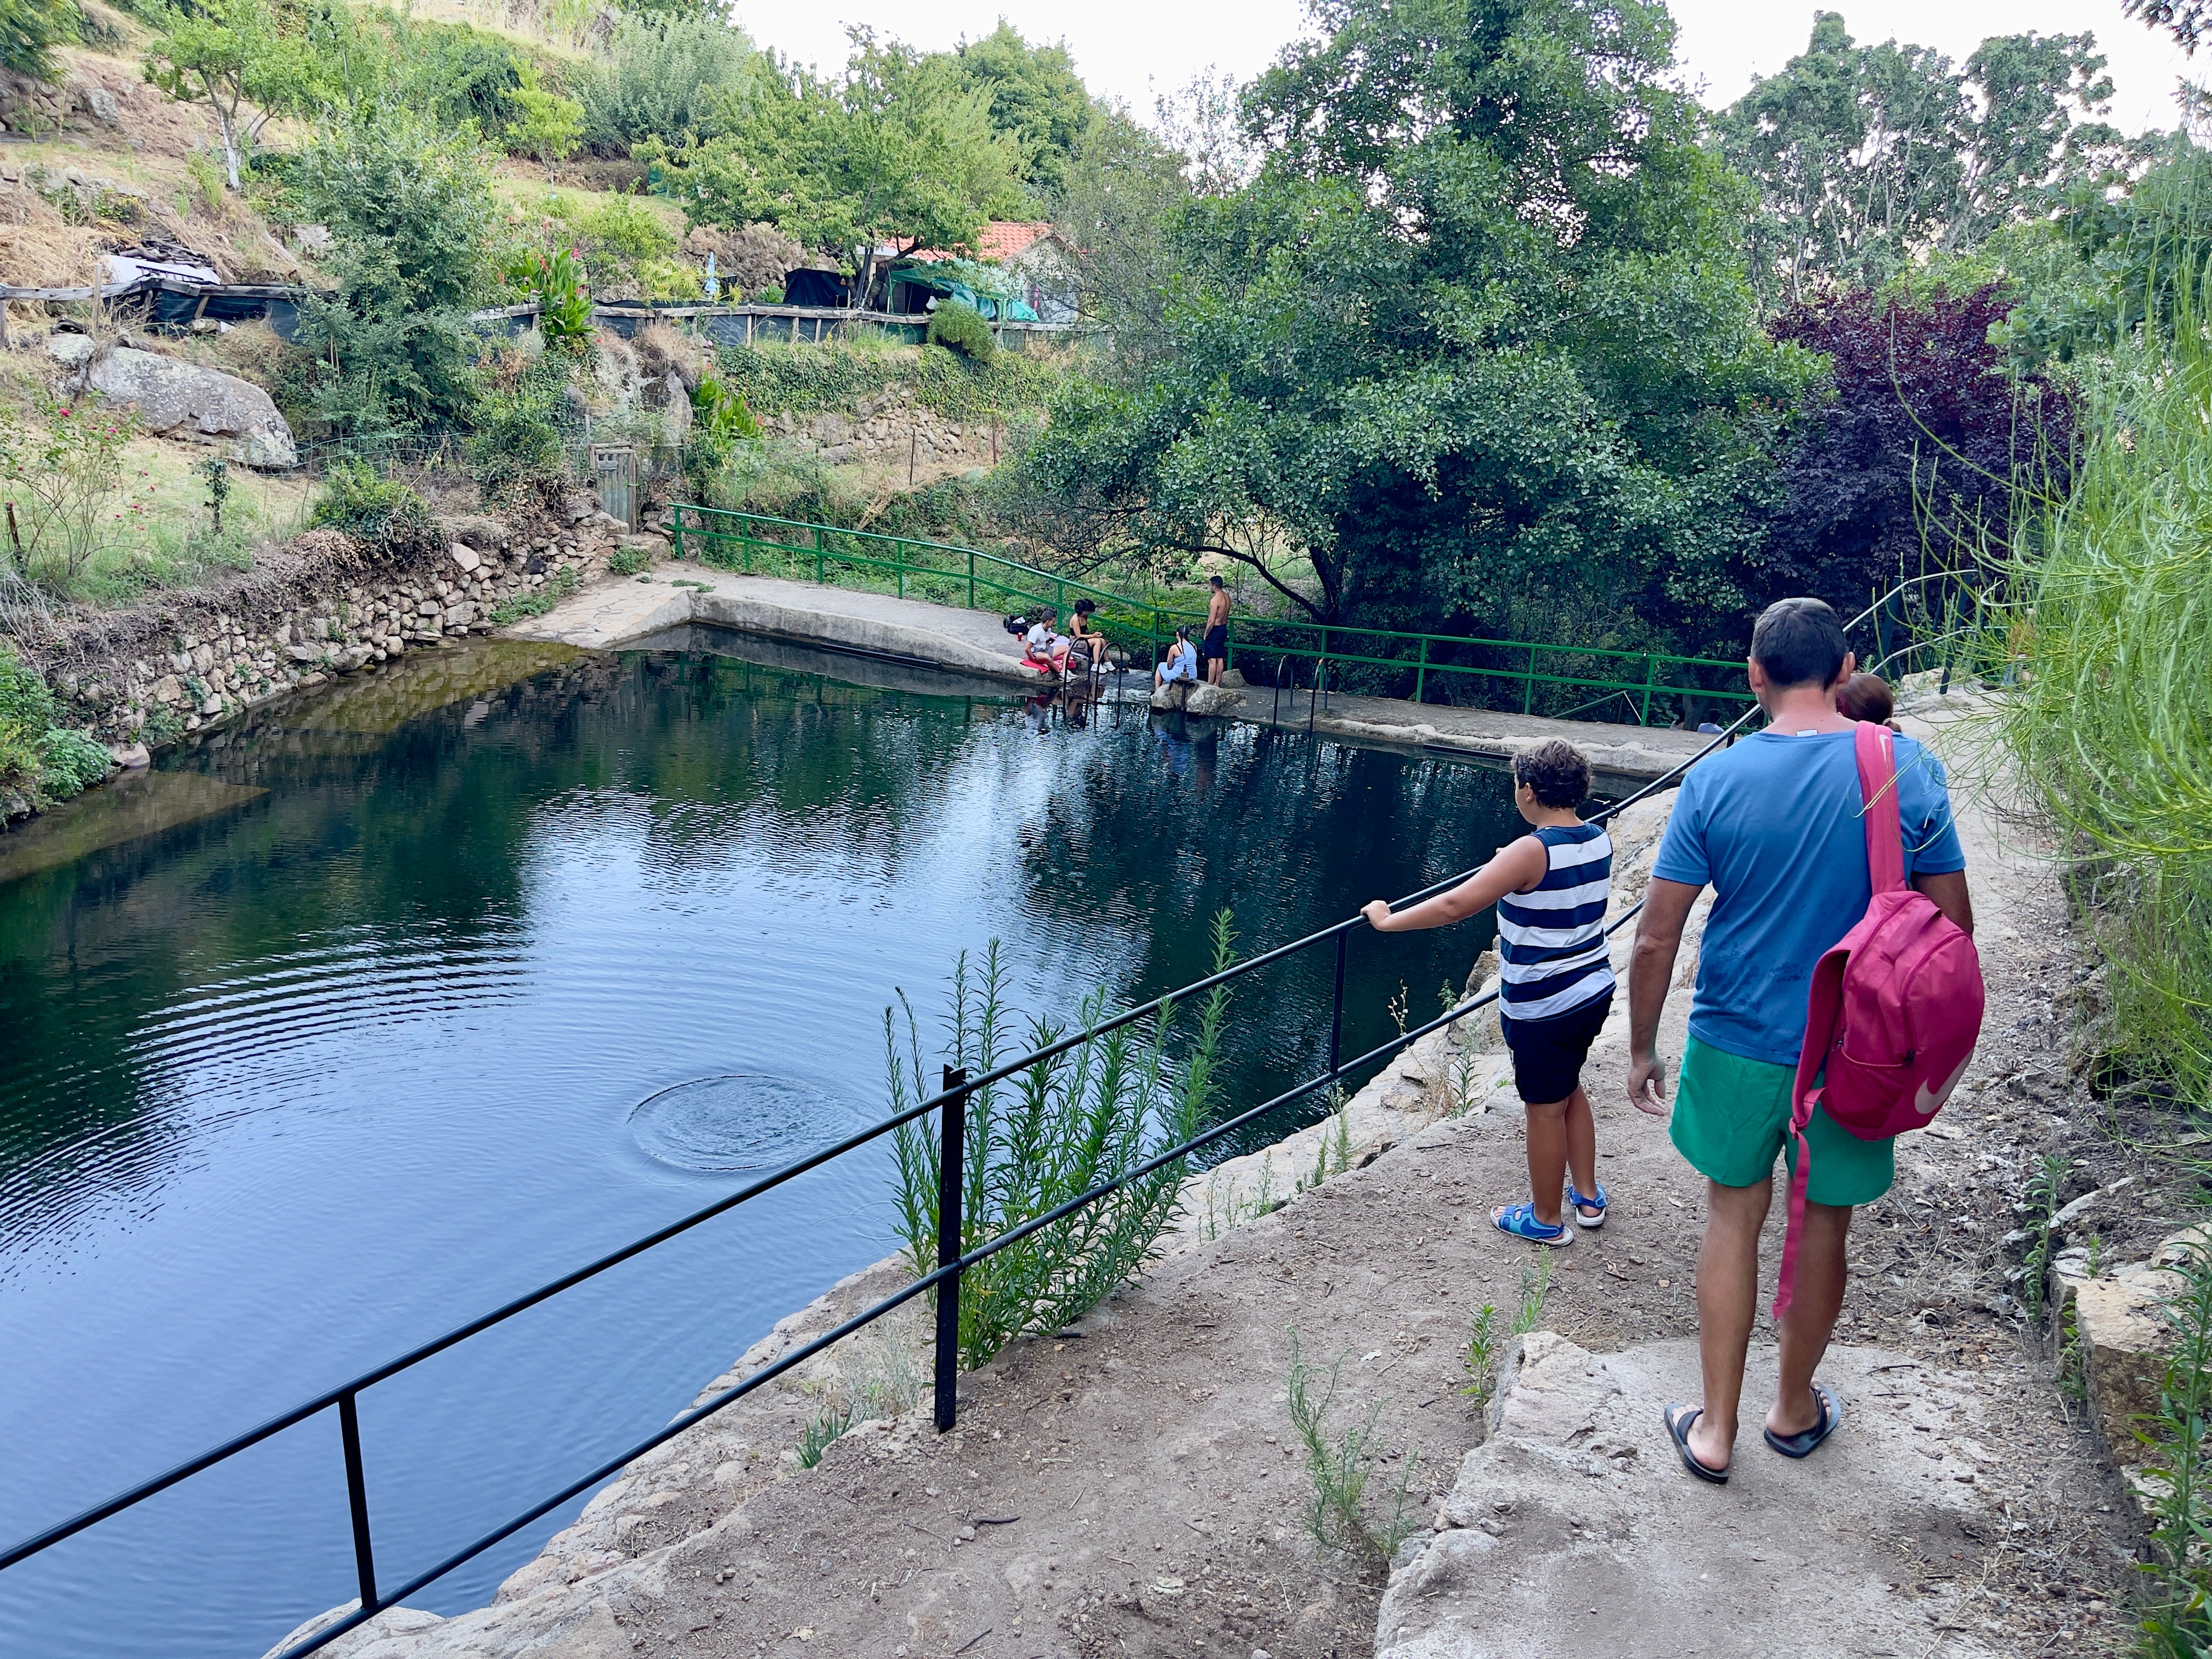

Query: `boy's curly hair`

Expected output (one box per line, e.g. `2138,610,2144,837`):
1512,739,1591,809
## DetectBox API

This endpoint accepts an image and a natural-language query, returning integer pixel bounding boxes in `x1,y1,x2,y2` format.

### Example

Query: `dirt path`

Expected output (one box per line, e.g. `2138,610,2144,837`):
282,696,2154,1659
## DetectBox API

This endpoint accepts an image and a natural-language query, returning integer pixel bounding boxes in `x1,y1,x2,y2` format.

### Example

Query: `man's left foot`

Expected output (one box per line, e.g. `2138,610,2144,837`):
1763,1383,1843,1459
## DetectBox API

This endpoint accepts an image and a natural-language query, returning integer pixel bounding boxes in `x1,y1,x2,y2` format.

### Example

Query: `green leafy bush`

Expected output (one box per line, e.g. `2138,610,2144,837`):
1,0,78,81
887,915,1233,1370
577,15,754,151
511,246,594,349
0,642,57,791
309,460,443,557
683,369,760,491
467,354,571,497
926,300,996,363
0,645,109,805
38,729,111,799
607,543,651,575
289,114,498,436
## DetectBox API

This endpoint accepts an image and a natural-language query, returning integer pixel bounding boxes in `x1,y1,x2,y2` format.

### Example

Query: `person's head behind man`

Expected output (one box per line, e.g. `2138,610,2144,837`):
1747,597,1854,710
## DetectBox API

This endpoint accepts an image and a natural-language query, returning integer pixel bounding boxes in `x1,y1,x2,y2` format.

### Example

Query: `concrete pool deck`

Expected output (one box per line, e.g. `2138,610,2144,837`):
506,563,1720,780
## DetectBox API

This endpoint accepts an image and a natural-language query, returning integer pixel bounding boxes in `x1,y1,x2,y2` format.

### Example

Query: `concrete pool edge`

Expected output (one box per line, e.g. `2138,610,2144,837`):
504,563,1720,781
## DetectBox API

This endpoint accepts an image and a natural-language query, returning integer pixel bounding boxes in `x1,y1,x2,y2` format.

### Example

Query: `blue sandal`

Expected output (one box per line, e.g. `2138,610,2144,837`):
1568,1181,1609,1229
1492,1202,1572,1247
1763,1383,1843,1459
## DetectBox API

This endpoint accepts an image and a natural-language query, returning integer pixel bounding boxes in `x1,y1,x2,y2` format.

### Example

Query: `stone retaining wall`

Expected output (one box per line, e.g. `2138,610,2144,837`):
3,494,662,827
758,387,1002,471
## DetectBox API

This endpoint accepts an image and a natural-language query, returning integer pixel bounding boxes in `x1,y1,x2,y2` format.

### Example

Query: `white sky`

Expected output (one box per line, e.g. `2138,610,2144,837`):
733,0,2199,137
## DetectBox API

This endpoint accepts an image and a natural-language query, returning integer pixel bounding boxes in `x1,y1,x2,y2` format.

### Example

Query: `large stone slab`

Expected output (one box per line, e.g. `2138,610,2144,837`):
1379,1333,2007,1659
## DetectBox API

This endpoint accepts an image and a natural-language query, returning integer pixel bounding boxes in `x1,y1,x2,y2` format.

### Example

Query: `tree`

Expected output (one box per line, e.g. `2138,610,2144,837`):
949,23,1099,199
2125,0,2210,54
1045,108,1194,356
290,112,499,435
641,31,1022,300
509,74,583,181
1022,0,1810,661
2,0,78,82
1716,13,2126,306
575,14,755,153
143,0,333,190
1755,281,2072,629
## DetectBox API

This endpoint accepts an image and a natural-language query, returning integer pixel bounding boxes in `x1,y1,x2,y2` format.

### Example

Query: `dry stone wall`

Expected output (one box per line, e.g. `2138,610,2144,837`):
4,494,661,827
759,387,1001,472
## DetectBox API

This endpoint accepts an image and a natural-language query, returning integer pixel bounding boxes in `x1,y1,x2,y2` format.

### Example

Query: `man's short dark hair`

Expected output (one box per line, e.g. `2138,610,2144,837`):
1209,575,1224,588
1513,740,1590,809
1750,597,1848,690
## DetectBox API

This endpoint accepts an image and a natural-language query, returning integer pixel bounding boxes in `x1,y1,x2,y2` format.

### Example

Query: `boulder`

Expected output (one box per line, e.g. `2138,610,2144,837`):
1150,680,1190,712
72,347,297,469
2051,1227,2212,1489
449,543,482,574
445,515,510,552
1186,683,1239,716
44,331,94,368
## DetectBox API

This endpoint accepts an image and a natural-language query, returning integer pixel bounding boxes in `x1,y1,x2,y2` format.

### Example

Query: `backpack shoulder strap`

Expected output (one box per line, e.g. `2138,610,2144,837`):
1855,721,1905,895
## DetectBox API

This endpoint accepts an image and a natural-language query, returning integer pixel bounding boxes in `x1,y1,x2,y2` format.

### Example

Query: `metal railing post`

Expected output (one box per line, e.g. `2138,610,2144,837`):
896,540,906,601
1638,654,1656,727
933,1065,968,1433
814,524,825,585
967,548,976,610
671,508,687,562
338,1392,377,1615
1414,636,1427,704
1524,645,1537,714
1328,933,1347,1077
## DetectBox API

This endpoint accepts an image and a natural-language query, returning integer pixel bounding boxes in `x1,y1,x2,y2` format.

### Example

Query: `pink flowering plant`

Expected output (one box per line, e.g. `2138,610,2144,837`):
0,391,144,592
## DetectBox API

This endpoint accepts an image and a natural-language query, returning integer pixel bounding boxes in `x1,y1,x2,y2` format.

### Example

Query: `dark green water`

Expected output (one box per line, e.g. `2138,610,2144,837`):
0,627,1538,1657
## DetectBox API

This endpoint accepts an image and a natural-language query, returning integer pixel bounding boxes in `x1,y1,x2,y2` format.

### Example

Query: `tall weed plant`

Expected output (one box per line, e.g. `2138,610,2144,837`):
1988,263,2212,1111
888,915,1234,1369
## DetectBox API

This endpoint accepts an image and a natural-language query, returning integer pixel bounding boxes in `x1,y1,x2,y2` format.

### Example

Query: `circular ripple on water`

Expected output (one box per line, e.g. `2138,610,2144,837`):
627,1074,862,1173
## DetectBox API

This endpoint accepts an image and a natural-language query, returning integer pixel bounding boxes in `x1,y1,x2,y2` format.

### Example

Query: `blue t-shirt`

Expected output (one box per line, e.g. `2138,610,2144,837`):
1650,728,1966,1066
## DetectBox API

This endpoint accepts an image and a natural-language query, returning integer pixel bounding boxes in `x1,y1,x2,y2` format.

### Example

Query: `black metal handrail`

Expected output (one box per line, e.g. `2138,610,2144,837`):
0,584,1926,1659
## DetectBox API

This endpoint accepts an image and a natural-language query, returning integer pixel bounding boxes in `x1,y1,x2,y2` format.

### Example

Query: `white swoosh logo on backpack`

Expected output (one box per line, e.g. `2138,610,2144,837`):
1914,1054,1974,1116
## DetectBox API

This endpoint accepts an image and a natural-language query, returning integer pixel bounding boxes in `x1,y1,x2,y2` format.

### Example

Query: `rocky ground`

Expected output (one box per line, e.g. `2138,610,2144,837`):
274,696,2177,1659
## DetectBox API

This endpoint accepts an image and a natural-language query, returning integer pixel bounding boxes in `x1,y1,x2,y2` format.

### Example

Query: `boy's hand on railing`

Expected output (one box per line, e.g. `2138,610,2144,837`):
1360,900,1395,932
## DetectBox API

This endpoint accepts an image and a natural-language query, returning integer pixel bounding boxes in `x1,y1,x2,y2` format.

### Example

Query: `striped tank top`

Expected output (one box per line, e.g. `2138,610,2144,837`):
1497,822,1616,1022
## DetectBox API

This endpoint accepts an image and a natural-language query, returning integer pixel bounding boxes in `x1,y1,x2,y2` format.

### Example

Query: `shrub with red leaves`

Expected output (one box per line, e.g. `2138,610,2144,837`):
1758,282,2072,630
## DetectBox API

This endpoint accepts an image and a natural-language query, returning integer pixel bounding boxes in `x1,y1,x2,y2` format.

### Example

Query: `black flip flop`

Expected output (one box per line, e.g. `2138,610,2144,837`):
1763,1383,1843,1459
1664,1402,1729,1485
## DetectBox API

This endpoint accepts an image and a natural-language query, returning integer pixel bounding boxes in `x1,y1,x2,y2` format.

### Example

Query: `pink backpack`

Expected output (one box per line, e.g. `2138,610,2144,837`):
1773,722,1984,1318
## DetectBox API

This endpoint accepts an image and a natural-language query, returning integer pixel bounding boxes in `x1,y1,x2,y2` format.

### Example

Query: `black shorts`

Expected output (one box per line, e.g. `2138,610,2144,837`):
1201,623,1228,661
1499,990,1612,1105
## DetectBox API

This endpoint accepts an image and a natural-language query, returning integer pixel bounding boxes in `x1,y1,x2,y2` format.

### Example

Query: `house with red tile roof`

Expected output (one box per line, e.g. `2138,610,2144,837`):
904,222,1078,321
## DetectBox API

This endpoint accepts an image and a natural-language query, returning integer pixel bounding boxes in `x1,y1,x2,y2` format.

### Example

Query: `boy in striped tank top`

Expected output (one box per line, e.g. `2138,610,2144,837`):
1362,740,1615,1246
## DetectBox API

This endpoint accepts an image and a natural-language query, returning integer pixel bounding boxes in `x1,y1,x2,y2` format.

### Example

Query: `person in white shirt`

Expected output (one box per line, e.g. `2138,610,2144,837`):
1023,608,1069,669
1154,626,1198,690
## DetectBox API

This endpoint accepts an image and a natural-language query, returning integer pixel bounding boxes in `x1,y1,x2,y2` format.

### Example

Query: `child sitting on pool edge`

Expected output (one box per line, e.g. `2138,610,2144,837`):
1360,739,1615,1246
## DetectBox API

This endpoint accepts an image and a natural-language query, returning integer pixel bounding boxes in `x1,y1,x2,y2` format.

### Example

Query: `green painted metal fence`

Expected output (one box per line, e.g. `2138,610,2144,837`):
666,505,1755,726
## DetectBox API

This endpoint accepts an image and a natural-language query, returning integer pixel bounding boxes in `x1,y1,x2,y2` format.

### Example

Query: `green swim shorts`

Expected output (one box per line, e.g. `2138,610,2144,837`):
1668,1035,1894,1205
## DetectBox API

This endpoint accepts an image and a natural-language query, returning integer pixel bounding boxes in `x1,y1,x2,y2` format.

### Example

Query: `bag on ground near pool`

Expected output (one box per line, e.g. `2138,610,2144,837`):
1774,721,1984,1318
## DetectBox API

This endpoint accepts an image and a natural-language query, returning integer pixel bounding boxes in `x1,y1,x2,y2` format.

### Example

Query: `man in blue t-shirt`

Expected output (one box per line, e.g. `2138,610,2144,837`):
1626,597,1972,1486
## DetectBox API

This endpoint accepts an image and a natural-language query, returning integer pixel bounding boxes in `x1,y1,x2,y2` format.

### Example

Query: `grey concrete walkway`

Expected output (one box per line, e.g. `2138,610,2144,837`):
508,565,1719,778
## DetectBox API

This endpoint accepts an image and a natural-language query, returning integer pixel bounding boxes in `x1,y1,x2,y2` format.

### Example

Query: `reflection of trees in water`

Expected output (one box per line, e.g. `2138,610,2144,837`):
0,648,1002,1229
0,643,1524,1236
1013,719,1525,1160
